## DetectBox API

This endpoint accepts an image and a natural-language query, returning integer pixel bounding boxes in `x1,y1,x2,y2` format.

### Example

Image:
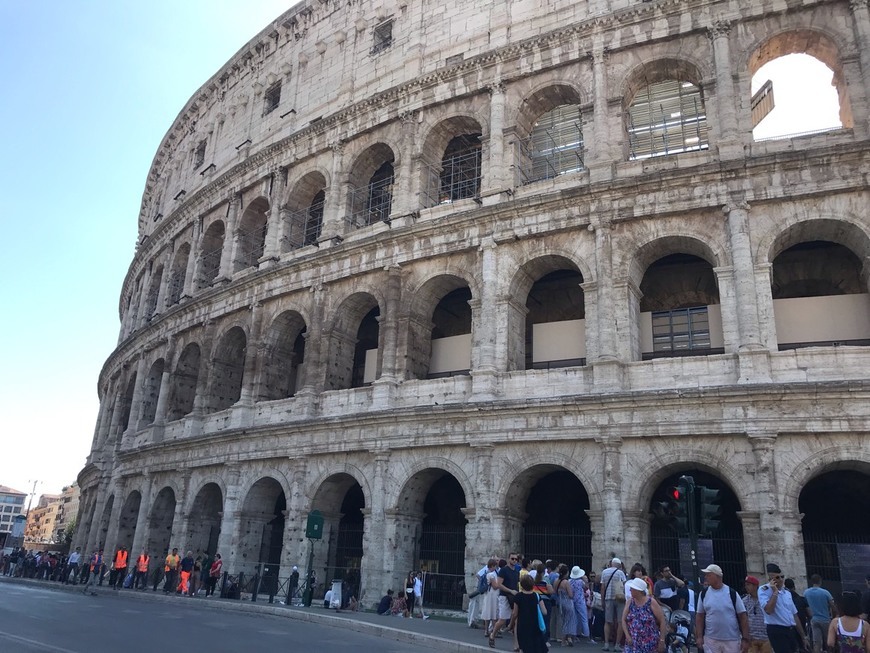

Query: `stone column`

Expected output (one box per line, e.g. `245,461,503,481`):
754,263,778,349
737,511,764,577
295,284,327,413
587,510,606,573
724,203,762,350
83,478,111,554
281,459,309,573
217,191,241,282
588,48,615,182
105,382,126,447
169,472,191,554
102,478,127,557
848,1,870,136
320,141,346,241
392,111,420,221
182,217,202,299
359,452,389,604
260,168,286,267
90,388,112,453
128,353,149,433
152,338,176,428
134,267,153,330
713,266,739,354
472,237,500,398
598,437,625,560
481,81,508,204
154,254,171,314
217,466,241,568
130,474,152,556
237,302,265,407
708,21,741,150
375,265,402,382
621,510,649,567
593,221,624,391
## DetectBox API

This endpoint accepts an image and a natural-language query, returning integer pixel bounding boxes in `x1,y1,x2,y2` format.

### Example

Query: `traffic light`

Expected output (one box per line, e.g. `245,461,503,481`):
697,485,721,534
669,485,690,534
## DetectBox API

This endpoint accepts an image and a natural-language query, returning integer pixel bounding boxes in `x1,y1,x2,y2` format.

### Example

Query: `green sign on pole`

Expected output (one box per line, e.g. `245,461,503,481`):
306,510,324,540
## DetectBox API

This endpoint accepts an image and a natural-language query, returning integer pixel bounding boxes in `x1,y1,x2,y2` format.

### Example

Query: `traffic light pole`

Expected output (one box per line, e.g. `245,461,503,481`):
679,475,702,592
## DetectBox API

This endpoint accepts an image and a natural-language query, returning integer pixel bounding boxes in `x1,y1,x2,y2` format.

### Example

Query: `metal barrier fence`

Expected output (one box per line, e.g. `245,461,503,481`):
347,177,393,228
421,571,465,610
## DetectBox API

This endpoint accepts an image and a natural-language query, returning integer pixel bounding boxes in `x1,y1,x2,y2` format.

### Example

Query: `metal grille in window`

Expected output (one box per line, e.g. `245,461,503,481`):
264,82,281,115
348,164,393,228
628,80,709,160
168,270,185,305
517,104,585,185
423,134,481,206
371,20,393,54
236,223,267,269
194,140,207,169
652,306,711,353
198,248,222,288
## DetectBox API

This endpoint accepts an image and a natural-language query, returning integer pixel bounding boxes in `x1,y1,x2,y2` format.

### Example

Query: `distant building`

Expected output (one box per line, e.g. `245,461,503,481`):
25,494,62,548
53,484,80,546
0,486,26,550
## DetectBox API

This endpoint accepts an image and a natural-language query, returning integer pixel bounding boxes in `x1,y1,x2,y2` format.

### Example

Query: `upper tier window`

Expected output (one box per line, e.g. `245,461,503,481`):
372,20,393,55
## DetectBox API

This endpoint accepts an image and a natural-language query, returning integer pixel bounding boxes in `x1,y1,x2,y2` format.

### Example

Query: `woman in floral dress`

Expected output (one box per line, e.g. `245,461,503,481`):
621,577,667,653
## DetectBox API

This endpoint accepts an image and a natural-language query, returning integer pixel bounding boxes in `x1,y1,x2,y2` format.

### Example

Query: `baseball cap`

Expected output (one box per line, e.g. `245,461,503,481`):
701,564,723,576
745,576,760,585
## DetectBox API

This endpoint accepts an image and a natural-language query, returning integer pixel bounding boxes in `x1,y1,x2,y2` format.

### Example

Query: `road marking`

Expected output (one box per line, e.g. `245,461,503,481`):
0,631,81,653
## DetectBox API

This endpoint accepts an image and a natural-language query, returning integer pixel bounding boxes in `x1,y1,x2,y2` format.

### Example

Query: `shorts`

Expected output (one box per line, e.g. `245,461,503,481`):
498,595,512,621
605,599,623,624
703,638,742,653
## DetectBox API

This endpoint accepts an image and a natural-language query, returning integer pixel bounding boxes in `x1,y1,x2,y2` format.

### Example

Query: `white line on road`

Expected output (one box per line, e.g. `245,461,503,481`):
0,630,81,653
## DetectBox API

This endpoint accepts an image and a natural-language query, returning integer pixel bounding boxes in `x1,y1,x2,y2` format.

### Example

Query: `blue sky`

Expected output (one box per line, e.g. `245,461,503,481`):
0,1,293,499
0,2,839,501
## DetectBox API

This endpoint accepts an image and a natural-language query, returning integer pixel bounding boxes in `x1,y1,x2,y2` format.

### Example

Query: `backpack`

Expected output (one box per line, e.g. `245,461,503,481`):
477,571,490,594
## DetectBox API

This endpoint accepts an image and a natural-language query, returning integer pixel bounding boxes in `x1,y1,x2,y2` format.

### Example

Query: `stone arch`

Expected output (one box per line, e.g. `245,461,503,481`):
116,490,142,552
781,447,870,518
308,465,371,508
258,310,308,401
747,29,853,129
324,291,382,390
420,114,485,207
97,494,115,549
140,358,165,426
237,476,287,577
497,453,601,513
347,142,397,228
284,170,328,250
206,325,247,413
167,242,191,306
186,482,223,557
144,264,164,318
764,217,870,266
621,58,709,160
197,220,225,289
513,82,587,140
391,457,477,514
167,342,201,421
407,272,476,380
118,372,137,435
234,196,270,271
628,234,723,290
146,486,177,559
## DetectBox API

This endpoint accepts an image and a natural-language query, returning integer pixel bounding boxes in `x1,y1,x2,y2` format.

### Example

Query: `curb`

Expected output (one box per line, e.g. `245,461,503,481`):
0,577,490,652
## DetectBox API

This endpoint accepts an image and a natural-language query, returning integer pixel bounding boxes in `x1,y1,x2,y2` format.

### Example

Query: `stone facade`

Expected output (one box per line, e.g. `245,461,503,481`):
76,0,870,603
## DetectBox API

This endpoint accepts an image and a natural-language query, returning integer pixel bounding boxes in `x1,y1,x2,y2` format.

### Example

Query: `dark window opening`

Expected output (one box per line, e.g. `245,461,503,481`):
371,20,393,54
264,82,281,115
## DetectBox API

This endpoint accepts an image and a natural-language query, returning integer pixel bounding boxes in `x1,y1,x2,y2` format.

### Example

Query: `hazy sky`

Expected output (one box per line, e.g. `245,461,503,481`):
0,2,840,502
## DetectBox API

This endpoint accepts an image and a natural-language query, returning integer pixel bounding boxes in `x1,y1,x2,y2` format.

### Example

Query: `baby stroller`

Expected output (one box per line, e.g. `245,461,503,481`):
665,609,693,653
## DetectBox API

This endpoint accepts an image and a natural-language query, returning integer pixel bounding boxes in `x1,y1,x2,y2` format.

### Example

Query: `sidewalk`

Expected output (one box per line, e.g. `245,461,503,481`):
1,576,504,651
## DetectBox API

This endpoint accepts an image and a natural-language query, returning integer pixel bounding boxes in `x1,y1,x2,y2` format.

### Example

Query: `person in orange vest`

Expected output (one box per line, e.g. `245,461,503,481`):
134,549,149,590
110,547,128,590
163,548,180,594
178,550,195,596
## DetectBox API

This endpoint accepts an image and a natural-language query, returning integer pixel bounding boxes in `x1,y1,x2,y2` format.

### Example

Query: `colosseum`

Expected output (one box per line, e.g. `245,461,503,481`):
75,0,870,606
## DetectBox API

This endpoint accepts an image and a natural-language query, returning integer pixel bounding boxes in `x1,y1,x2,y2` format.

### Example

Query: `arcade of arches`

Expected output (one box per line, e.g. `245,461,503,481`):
76,455,870,606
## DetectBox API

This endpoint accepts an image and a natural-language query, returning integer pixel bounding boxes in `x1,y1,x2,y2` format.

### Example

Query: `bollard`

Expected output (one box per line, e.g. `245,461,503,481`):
251,565,261,602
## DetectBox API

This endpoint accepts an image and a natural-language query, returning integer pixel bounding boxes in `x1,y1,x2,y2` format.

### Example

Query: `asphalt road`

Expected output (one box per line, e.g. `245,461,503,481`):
0,582,439,653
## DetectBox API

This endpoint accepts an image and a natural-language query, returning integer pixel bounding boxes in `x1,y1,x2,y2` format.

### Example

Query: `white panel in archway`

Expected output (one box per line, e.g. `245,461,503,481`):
429,335,472,374
774,294,870,344
532,319,586,362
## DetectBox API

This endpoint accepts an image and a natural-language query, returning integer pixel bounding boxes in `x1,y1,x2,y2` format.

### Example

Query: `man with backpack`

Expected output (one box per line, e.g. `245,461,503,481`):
468,560,490,628
696,564,751,653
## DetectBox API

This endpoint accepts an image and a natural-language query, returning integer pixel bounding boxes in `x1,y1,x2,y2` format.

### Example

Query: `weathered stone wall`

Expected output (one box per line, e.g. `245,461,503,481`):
77,0,870,603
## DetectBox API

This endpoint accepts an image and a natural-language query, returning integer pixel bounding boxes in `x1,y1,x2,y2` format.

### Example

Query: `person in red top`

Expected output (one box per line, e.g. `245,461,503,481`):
207,553,222,597
134,549,149,590
111,547,128,590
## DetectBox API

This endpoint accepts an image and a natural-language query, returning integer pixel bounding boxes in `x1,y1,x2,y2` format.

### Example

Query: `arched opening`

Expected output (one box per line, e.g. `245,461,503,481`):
639,253,723,359
97,495,114,550
187,483,223,557
140,359,165,426
348,144,395,228
514,85,585,185
428,287,472,378
326,293,381,391
168,243,190,306
237,478,286,583
146,487,176,562
311,474,365,605
117,491,141,552
748,31,850,141
207,327,247,413
772,241,870,349
284,172,326,251
648,469,745,583
510,467,591,570
421,117,483,207
118,373,137,435
144,265,163,318
800,468,870,593
625,60,708,160
258,311,307,401
167,343,200,421
525,268,585,369
197,221,225,289
397,469,467,609
234,197,269,271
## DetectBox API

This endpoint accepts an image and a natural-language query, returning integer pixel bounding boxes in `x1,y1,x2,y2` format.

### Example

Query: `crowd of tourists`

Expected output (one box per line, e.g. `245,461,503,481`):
461,554,870,653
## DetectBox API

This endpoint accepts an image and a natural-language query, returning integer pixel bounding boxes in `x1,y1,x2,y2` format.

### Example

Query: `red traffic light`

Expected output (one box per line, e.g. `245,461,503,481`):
668,486,683,501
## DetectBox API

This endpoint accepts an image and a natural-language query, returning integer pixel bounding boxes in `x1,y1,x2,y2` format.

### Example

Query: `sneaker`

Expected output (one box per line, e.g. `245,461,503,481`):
423,615,430,620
